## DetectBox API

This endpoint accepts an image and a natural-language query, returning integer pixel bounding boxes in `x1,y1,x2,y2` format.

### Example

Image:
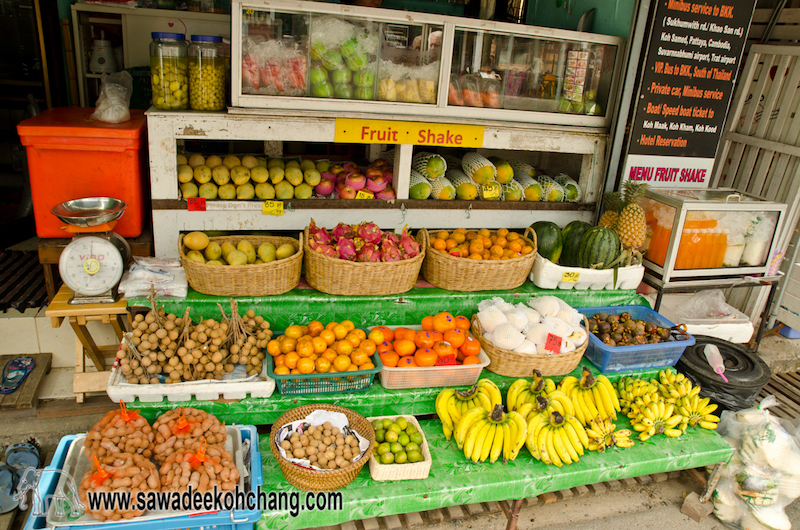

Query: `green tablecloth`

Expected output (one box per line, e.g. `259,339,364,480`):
255,417,733,530
127,360,665,425
127,280,649,329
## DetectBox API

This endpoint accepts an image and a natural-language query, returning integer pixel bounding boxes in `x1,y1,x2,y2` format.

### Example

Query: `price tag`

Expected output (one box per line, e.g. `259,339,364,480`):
355,190,373,199
187,197,206,211
262,201,284,216
435,354,457,366
481,184,501,200
545,333,562,354
561,271,580,283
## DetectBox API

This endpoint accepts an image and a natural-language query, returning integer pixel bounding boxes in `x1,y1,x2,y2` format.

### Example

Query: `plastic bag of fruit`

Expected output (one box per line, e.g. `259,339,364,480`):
152,407,227,464
159,440,239,493
85,401,155,459
79,453,160,521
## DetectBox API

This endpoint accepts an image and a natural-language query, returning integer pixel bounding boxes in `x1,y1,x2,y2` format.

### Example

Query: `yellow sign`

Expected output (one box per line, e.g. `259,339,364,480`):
561,271,580,283
355,190,373,199
334,118,484,148
481,183,501,200
262,201,284,216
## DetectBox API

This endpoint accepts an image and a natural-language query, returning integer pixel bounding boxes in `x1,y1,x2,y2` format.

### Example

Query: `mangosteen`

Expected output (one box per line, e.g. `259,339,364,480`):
587,318,598,332
658,328,671,340
620,312,632,322
635,323,646,336
645,322,658,334
596,312,608,321
599,332,611,342
633,335,648,345
598,321,612,334
602,336,616,347
611,332,623,343
648,337,661,344
623,320,636,331
606,314,620,324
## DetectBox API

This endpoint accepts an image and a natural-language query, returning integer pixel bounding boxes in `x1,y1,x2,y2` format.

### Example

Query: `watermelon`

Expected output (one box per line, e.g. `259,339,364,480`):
560,221,592,267
576,227,621,269
531,221,563,263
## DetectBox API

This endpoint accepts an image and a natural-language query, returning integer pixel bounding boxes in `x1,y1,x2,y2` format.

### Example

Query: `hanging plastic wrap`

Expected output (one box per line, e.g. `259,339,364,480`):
242,37,307,96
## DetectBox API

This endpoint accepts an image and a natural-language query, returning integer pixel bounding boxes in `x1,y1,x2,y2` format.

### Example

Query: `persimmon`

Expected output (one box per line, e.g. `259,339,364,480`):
421,316,434,332
433,341,454,358
414,331,435,349
397,356,418,368
454,315,471,330
460,336,481,357
414,348,438,367
432,312,456,333
463,356,481,365
394,339,416,357
376,341,394,354
444,329,466,348
379,351,400,367
394,327,415,341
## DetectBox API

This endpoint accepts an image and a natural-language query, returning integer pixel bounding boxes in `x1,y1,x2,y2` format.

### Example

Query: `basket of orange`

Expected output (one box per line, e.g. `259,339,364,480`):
373,312,490,390
417,227,537,292
265,320,383,395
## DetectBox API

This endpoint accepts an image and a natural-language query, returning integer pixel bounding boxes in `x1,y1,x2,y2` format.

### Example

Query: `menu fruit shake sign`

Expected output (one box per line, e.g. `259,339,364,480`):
621,0,756,188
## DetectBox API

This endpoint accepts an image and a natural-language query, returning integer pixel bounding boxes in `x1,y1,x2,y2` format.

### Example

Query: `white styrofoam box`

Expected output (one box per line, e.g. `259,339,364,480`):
529,254,645,290
659,293,754,344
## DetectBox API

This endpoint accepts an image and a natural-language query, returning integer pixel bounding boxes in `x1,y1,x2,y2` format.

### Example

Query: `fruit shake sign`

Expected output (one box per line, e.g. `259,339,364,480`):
621,0,756,188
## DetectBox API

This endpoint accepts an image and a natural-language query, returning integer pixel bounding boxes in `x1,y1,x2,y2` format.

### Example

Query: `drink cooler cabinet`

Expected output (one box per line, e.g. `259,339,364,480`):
641,188,787,287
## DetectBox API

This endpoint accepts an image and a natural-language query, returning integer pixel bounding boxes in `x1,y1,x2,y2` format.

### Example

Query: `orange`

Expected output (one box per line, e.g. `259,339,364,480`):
351,349,369,366
394,327,415,341
444,329,467,348
360,339,377,355
344,332,362,348
267,339,282,357
333,355,352,372
274,365,290,375
421,316,434,332
497,228,509,238
521,245,534,255
341,320,355,331
346,364,359,372
432,312,456,333
290,369,301,375
436,230,449,240
379,351,400,367
414,348,438,367
352,329,366,341
296,340,314,358
325,321,338,330
374,326,394,342
469,241,484,254
463,356,481,365
335,340,353,356
500,255,510,260
394,339,416,357
307,320,324,337
507,232,520,241
445,239,457,251
508,240,523,253
414,331,435,349
284,352,300,369
274,354,286,367
309,353,319,361
433,341,455,358
482,250,491,259
430,331,444,341
456,349,465,362
280,337,297,354
397,356,418,368
468,253,483,260
465,231,478,241
452,232,466,244
454,315,471,330
315,357,331,373
297,358,315,374
367,329,385,344
482,237,493,249
432,239,446,251
489,245,504,257
312,337,328,354
333,324,348,340
449,248,464,258
460,336,481,357
322,349,338,362
376,341,394,354
361,362,375,370
478,228,490,238
285,325,303,339
319,329,336,346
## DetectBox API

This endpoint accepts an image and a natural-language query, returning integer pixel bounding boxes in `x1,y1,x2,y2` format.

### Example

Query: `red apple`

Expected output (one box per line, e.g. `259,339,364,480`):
339,186,357,199
343,162,360,173
316,178,335,196
366,176,387,193
376,188,396,199
345,174,366,190
329,165,344,175
336,171,350,183
365,168,383,178
372,158,388,167
383,168,394,183
336,180,347,192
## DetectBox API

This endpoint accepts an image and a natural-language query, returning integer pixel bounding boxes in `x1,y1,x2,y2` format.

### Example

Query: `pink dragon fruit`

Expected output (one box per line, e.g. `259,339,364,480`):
308,219,332,250
357,243,380,262
337,238,357,261
331,222,356,242
314,244,337,258
399,228,420,259
380,239,403,262
357,222,382,245
381,231,400,246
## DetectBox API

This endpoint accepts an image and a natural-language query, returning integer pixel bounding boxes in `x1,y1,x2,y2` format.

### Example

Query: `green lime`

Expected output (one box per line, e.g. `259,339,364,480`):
371,420,383,430
375,429,385,443
394,451,408,464
396,417,408,430
382,419,393,430
397,433,410,446
380,451,395,465
377,442,391,455
404,442,420,454
384,430,399,443
389,423,402,434
405,425,418,436
390,442,403,454
410,432,423,445
407,450,423,463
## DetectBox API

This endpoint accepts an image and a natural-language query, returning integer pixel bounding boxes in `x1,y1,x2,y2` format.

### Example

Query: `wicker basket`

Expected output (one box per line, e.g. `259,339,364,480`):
303,226,425,296
271,404,375,491
471,314,588,377
418,227,537,292
366,415,431,481
180,233,302,296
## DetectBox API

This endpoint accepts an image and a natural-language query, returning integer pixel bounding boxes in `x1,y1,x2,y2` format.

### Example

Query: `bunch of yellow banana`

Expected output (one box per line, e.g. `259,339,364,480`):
676,395,720,430
559,366,621,425
435,379,503,440
629,399,685,441
516,390,575,422
585,416,635,451
615,376,659,414
526,411,589,467
654,370,700,405
454,404,527,463
506,370,557,412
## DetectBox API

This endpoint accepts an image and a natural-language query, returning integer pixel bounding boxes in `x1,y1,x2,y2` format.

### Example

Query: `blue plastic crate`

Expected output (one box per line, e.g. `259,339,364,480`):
577,305,695,373
24,425,262,530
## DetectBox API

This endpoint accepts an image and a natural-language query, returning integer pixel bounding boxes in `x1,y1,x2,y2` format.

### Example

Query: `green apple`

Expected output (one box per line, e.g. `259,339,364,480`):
309,65,328,86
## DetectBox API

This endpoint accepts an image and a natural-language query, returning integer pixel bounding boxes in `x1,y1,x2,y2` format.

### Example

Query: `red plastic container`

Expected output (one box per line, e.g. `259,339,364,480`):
17,107,149,238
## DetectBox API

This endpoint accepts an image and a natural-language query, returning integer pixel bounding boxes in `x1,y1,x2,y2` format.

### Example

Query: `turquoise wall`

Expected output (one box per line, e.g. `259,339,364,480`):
526,0,635,38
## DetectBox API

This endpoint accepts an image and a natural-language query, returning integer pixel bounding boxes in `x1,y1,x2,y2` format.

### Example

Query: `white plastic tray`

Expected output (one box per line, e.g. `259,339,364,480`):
529,253,645,290
659,294,755,344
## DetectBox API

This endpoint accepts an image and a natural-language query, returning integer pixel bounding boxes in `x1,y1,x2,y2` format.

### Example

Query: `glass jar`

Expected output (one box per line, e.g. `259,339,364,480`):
150,33,188,110
188,35,226,111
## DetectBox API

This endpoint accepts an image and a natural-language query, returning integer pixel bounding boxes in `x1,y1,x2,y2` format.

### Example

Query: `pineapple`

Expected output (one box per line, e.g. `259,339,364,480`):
412,152,447,180
614,181,648,249
598,191,623,227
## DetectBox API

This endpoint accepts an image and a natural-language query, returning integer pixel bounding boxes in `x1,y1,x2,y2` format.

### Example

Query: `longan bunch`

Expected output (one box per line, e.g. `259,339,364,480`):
84,407,155,459
225,308,272,377
159,443,239,493
118,309,184,384
79,453,160,521
280,421,361,471
152,408,227,465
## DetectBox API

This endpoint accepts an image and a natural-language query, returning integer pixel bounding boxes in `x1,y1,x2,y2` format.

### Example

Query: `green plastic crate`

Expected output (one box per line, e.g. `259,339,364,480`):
267,352,383,396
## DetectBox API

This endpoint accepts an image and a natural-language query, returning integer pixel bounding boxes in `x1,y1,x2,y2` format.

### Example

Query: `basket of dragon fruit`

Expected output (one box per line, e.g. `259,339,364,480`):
304,220,425,296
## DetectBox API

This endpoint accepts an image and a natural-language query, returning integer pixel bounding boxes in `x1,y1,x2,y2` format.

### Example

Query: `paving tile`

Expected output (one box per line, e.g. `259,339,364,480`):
589,482,608,495
558,488,574,500
383,514,402,530
340,522,357,530
606,480,622,491
574,484,590,496
540,492,558,504
446,505,466,520
636,475,652,485
361,518,379,530
465,503,484,516
652,472,669,483
403,511,424,527
621,477,638,488
484,501,503,513
426,509,444,524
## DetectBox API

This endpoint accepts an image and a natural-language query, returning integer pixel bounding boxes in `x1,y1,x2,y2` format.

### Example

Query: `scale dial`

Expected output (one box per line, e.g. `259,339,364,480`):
59,236,125,296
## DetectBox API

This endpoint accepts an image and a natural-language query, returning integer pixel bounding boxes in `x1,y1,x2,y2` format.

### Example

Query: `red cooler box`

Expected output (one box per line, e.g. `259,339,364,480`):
17,107,148,238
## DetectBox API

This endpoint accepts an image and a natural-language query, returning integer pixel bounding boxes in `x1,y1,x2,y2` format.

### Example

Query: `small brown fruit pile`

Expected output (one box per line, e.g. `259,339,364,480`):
79,453,160,521
159,441,239,493
280,421,361,470
152,407,227,465
84,404,155,459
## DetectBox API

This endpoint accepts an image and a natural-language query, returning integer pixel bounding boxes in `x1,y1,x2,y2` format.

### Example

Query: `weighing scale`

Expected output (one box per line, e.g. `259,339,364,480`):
51,198,132,305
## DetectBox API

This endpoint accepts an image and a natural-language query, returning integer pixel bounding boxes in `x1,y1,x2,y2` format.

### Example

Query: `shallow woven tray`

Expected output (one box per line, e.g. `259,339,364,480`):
271,403,376,492
471,314,588,377
180,233,302,296
418,227,537,292
367,415,431,481
303,226,425,296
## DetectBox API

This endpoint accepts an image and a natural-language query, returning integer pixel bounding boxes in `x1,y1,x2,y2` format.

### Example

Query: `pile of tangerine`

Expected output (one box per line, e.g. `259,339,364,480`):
268,320,377,376
372,312,482,368
430,228,534,260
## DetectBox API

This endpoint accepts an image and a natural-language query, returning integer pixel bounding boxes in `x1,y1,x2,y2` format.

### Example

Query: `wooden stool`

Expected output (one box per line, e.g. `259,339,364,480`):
45,285,130,403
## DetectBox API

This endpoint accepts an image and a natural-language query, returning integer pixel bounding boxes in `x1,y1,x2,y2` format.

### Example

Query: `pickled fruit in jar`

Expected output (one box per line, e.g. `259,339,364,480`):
189,56,226,111
151,57,189,110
